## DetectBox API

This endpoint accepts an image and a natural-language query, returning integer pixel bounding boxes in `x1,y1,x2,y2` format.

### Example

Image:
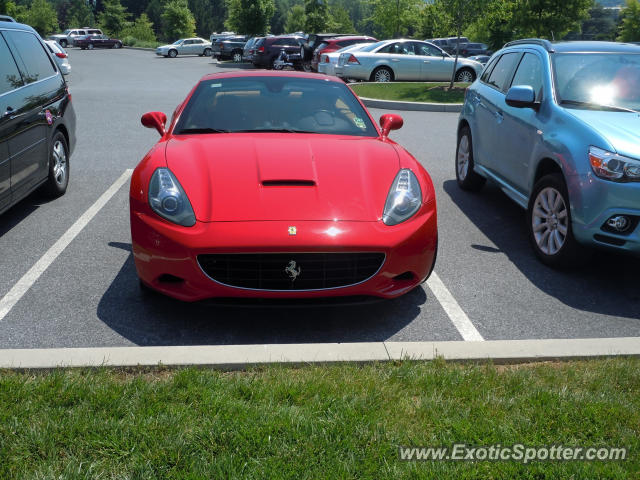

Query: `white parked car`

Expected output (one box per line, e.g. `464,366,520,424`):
335,39,484,83
317,43,374,77
44,40,71,75
156,38,212,58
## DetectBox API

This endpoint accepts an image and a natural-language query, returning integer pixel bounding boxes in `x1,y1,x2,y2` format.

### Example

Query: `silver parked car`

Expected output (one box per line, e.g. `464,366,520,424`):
318,43,374,77
335,39,484,83
156,38,212,58
44,40,71,75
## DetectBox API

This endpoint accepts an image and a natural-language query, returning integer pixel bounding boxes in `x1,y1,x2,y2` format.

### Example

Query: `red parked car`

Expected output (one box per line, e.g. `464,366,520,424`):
132,71,437,302
311,36,377,72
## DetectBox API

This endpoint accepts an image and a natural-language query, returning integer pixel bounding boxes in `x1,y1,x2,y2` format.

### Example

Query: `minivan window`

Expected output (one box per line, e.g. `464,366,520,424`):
0,34,23,95
4,30,56,83
486,52,520,92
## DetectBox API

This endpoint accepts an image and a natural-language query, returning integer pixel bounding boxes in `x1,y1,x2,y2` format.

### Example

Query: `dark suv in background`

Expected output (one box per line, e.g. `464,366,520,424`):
0,19,76,214
252,35,305,69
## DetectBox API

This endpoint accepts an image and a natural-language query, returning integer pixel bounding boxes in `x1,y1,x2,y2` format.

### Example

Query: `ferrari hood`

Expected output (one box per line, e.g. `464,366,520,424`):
165,134,400,222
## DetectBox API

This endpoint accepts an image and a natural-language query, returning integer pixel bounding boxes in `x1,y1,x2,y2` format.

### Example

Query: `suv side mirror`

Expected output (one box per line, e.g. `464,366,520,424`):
141,111,167,136
379,113,403,138
505,85,538,110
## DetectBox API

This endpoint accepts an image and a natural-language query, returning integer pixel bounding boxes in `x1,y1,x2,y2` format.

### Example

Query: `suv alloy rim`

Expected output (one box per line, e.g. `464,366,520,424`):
457,134,469,180
532,187,568,255
52,139,67,185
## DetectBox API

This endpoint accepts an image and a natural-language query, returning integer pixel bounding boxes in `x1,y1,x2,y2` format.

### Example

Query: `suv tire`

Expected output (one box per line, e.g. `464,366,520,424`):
455,126,486,191
527,173,587,268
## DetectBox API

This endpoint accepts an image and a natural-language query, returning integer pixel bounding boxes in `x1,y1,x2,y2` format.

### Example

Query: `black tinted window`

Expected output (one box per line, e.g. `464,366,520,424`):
511,53,543,100
4,30,56,83
487,52,520,92
0,34,23,94
481,56,499,82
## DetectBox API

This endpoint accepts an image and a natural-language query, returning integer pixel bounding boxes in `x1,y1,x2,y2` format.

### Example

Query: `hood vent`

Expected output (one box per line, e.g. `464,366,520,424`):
262,180,316,187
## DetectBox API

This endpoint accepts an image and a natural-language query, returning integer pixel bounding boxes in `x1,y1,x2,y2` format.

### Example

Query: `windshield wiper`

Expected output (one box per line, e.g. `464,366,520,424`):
559,100,639,113
177,128,230,134
233,128,320,134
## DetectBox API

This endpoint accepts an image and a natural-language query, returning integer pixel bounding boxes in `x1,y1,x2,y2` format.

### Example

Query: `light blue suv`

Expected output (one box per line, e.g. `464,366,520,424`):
457,39,640,267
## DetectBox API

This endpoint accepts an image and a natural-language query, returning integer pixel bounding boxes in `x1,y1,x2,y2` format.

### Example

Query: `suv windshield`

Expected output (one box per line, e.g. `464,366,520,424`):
553,53,640,111
175,77,378,137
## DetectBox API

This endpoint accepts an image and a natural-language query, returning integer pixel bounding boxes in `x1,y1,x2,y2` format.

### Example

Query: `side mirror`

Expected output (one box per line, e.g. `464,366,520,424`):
141,111,167,136
379,113,403,138
505,85,538,110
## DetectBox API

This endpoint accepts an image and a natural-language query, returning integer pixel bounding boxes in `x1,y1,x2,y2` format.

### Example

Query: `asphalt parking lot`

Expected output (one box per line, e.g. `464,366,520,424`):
0,48,638,350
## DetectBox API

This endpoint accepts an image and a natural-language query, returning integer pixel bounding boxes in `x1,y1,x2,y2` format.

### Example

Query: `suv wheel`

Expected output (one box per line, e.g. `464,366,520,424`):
43,131,69,197
527,173,586,267
233,51,242,62
455,126,485,191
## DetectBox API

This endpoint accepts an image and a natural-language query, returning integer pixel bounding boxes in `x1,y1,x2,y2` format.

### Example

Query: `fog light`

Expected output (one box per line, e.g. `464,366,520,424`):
606,215,630,232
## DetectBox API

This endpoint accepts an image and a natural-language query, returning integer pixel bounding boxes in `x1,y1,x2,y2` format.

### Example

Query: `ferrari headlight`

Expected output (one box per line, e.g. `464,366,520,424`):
589,146,640,182
148,168,196,226
382,169,422,226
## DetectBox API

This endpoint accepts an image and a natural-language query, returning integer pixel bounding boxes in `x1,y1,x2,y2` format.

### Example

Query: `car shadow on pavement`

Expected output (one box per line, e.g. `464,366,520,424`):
443,179,640,320
96,243,427,346
0,191,56,238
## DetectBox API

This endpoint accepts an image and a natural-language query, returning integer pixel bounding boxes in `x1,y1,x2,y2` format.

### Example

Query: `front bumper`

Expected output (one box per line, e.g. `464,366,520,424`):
131,206,437,302
569,173,640,255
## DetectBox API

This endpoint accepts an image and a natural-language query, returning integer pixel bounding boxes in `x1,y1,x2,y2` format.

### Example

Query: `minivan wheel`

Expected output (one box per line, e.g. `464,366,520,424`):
527,173,587,268
43,131,69,197
455,68,475,83
455,126,486,191
371,66,393,82
168,49,177,58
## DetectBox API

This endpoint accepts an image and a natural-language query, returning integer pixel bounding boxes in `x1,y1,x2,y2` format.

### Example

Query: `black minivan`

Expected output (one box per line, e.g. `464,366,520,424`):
0,19,76,215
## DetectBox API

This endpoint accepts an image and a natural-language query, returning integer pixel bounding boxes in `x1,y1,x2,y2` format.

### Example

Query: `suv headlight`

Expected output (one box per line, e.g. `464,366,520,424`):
148,168,196,226
589,146,640,182
382,169,422,226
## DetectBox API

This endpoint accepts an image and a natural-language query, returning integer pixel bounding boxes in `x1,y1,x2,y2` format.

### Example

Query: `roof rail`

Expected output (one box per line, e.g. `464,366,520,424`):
503,38,554,52
0,15,17,22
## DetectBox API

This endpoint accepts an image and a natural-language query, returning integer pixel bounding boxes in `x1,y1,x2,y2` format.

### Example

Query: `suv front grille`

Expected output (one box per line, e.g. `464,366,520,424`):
197,252,385,291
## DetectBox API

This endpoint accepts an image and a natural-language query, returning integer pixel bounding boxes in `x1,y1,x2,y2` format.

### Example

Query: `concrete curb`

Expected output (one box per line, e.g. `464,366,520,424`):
0,338,638,370
360,97,463,112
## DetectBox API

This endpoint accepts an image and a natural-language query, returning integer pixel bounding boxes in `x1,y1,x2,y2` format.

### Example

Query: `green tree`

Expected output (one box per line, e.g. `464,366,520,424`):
226,0,274,35
327,5,354,33
98,0,130,36
367,0,422,39
162,0,196,39
576,3,618,40
463,0,513,50
304,0,328,32
189,0,227,38
510,0,593,39
121,12,156,40
618,0,640,41
284,3,306,32
25,0,59,36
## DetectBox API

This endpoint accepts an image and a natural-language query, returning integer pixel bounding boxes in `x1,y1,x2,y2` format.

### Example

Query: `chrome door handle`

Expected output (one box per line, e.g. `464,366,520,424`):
423,60,430,63
391,58,400,62
494,111,503,122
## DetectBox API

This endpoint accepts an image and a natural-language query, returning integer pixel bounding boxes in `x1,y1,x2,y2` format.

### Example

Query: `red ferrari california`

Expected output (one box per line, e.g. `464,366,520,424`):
131,71,437,301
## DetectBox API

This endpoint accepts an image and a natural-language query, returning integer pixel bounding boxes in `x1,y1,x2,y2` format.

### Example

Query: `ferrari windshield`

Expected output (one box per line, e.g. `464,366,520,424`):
553,53,640,111
175,76,378,137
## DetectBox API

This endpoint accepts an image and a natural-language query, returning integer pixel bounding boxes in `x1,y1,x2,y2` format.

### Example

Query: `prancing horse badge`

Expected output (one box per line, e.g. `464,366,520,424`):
288,226,297,236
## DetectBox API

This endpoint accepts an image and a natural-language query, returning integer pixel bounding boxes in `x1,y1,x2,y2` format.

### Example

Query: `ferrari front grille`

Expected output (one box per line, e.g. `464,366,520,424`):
197,252,385,291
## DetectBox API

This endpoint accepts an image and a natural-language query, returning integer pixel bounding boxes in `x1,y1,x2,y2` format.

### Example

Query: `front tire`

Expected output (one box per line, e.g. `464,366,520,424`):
527,173,586,268
43,131,69,198
232,51,243,62
455,68,475,83
371,66,393,82
455,126,486,191
114,42,121,49
87,43,94,50
168,49,177,58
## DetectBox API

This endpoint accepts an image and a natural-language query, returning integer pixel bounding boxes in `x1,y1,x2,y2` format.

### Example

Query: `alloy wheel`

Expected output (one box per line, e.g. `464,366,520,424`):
456,69,474,82
457,134,470,180
531,187,568,256
52,140,67,186
374,68,391,82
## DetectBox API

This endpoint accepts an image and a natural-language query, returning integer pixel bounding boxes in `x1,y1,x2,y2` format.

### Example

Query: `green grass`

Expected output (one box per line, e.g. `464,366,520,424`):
0,358,638,479
351,82,470,103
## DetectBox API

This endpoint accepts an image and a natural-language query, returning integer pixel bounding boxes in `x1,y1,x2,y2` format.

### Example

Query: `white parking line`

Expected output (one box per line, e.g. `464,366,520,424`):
0,169,133,322
427,271,484,341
